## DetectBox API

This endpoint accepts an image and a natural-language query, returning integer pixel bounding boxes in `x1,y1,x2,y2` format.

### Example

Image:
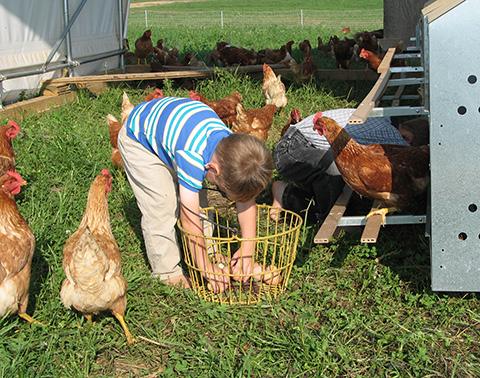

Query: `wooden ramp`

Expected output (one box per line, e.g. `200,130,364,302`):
313,186,426,244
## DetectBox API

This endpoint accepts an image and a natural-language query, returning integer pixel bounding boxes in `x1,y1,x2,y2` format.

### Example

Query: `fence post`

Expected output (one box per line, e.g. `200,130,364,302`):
144,9,148,28
300,9,304,27
220,10,224,28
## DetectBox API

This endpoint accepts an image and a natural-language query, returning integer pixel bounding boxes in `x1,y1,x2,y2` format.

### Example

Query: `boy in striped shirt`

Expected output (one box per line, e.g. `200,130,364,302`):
118,95,273,292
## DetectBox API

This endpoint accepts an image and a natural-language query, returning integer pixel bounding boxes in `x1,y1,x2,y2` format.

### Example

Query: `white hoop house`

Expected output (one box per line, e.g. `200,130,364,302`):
0,0,130,105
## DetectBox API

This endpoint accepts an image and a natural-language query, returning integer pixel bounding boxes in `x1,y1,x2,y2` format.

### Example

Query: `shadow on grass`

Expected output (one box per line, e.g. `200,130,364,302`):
122,196,151,272
28,244,50,317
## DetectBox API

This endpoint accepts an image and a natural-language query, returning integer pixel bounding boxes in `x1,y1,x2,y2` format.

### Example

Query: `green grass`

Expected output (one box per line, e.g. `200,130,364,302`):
128,0,383,59
1,1,480,376
0,74,479,376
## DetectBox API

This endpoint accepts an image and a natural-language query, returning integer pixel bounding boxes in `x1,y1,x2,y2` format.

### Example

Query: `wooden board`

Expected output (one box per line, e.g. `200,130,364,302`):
43,70,214,85
44,66,378,87
361,201,384,243
314,186,353,244
0,92,77,121
377,48,396,74
348,69,392,124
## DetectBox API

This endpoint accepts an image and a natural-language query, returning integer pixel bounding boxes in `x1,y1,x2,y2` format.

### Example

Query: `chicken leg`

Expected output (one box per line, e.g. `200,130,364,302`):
365,207,398,226
113,311,135,345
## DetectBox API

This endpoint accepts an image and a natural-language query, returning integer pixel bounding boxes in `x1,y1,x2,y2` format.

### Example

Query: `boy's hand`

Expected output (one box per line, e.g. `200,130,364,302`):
204,262,230,293
231,248,255,282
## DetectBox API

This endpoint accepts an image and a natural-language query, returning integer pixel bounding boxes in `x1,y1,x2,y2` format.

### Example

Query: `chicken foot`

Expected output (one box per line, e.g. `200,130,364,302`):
365,207,398,226
18,312,43,325
113,311,135,345
85,314,93,323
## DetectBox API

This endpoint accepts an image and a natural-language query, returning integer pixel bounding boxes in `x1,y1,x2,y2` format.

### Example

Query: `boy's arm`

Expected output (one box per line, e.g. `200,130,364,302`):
231,199,256,282
179,186,229,293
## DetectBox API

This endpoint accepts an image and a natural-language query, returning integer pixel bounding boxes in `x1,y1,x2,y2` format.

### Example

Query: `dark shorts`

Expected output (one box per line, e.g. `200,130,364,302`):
274,128,344,223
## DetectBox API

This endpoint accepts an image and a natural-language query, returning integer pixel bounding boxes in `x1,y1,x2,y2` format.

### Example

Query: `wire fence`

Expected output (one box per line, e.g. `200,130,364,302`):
129,8,383,30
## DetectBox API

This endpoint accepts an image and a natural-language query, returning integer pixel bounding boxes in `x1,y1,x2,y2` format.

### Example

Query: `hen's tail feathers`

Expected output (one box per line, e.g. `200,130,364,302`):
121,92,134,124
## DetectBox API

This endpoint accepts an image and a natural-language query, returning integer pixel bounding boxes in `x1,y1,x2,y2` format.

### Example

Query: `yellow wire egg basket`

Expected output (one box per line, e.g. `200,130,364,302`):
178,204,303,304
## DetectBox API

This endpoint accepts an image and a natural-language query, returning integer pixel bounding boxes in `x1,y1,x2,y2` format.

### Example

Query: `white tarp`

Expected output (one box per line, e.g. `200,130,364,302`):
0,0,128,104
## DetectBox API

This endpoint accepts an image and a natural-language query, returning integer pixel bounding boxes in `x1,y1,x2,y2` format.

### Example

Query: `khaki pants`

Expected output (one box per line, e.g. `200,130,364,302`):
118,125,183,280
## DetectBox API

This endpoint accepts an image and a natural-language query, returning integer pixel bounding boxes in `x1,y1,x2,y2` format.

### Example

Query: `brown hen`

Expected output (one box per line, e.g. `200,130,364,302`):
280,108,302,137
145,88,164,102
232,103,277,142
0,171,37,323
189,90,242,127
215,43,257,66
106,115,123,169
134,29,154,64
0,120,20,176
60,169,133,344
313,113,429,222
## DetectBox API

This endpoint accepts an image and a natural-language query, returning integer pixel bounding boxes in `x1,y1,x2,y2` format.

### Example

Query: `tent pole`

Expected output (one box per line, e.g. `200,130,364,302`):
118,0,125,71
0,49,126,82
43,0,88,71
63,0,74,77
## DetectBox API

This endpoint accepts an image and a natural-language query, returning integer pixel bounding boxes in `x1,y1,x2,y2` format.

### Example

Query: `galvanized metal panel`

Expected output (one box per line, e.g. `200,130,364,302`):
428,0,480,291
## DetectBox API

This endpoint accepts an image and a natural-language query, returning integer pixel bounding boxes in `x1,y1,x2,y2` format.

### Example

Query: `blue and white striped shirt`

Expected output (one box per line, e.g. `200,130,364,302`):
126,97,232,192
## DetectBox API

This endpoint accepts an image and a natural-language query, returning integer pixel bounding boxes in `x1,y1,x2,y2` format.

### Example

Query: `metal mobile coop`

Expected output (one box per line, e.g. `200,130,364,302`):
314,0,480,292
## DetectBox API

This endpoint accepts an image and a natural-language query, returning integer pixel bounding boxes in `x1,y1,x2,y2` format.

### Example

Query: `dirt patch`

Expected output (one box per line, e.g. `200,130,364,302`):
131,0,205,7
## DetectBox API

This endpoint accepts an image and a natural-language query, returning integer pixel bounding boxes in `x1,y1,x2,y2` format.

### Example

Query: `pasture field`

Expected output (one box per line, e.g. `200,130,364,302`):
1,1,479,377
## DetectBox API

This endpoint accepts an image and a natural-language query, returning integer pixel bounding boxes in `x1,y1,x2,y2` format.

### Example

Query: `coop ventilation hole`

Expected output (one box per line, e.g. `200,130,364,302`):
468,204,478,212
458,232,467,240
457,106,467,115
468,75,477,84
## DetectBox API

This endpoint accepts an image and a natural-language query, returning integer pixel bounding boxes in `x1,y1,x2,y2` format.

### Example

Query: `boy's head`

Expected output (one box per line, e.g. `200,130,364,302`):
207,134,273,202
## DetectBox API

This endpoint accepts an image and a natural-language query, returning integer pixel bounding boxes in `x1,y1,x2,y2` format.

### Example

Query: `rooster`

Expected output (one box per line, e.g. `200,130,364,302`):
0,171,37,323
189,90,242,127
262,64,287,109
134,30,154,64
60,169,133,344
313,113,429,223
232,103,277,142
0,120,20,176
280,108,302,137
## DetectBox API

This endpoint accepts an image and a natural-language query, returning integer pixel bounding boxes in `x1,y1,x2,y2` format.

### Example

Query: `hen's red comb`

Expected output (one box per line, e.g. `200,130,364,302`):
313,112,323,124
6,120,20,138
101,169,111,177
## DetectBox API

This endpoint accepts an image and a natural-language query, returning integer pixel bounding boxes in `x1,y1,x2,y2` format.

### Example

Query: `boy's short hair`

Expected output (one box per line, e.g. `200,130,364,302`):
214,134,273,202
